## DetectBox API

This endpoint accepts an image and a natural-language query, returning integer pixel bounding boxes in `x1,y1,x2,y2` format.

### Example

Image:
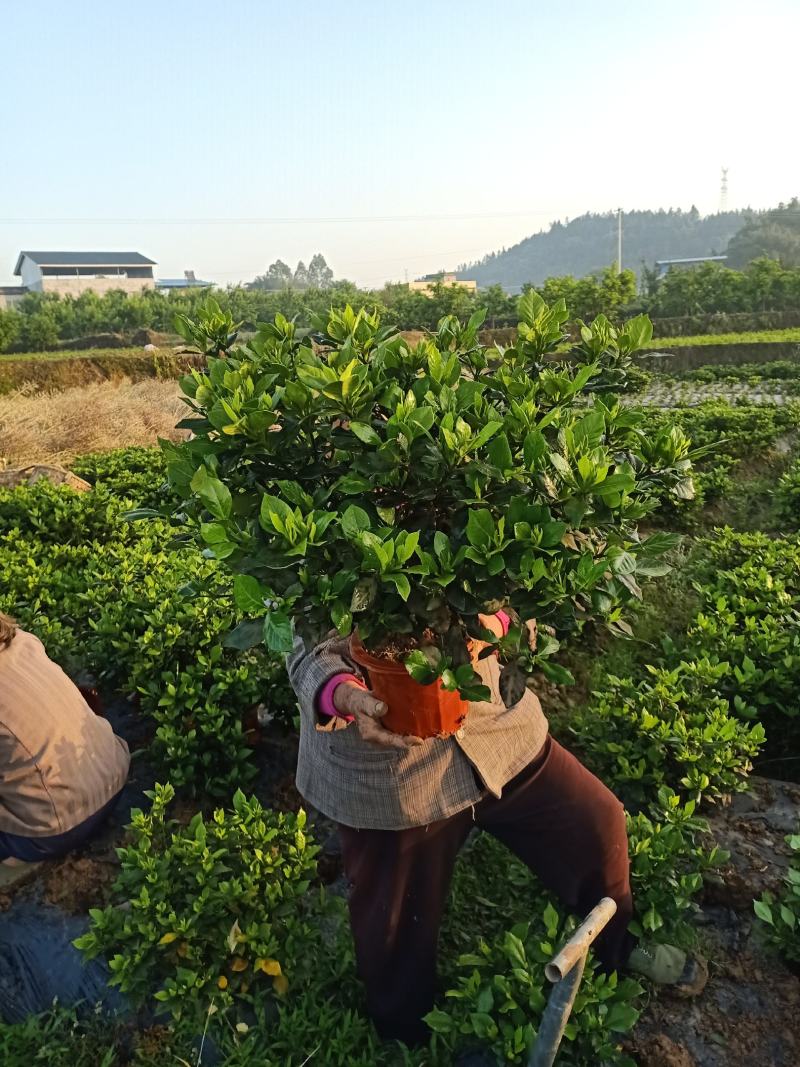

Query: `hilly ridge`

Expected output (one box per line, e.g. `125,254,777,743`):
457,207,748,289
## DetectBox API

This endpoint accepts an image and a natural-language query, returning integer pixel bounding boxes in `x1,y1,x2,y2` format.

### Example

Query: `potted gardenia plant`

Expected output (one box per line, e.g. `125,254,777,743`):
157,295,693,738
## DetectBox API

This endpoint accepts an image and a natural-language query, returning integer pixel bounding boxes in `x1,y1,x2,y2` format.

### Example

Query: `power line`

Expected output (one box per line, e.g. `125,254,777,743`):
0,209,559,226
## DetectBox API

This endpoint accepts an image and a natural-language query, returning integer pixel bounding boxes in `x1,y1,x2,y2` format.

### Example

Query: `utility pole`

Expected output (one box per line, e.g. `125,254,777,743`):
616,208,623,274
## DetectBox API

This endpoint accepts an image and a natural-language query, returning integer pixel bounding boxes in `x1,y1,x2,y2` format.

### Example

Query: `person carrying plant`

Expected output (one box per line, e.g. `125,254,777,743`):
165,298,706,1053
287,612,698,1048
0,612,130,880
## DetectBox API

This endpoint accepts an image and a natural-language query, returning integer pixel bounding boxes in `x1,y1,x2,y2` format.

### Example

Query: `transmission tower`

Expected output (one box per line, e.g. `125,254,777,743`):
719,167,729,213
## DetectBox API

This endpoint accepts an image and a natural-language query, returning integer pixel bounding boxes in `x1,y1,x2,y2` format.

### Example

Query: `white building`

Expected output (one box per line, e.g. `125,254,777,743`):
156,270,211,291
13,251,156,297
0,286,27,310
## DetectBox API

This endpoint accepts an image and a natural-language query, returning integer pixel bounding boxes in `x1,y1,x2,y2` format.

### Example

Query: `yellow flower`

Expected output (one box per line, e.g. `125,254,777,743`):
230,957,248,972
158,932,178,946
272,974,289,996
217,976,228,990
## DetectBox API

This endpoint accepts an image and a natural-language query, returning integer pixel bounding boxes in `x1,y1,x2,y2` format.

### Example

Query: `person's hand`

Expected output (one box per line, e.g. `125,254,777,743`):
333,682,424,750
481,613,537,652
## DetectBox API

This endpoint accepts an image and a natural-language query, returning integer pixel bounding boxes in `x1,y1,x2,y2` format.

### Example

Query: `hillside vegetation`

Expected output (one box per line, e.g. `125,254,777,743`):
458,208,745,288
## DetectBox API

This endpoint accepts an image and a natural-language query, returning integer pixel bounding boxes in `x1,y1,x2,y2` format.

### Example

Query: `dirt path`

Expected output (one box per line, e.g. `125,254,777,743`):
629,778,800,1067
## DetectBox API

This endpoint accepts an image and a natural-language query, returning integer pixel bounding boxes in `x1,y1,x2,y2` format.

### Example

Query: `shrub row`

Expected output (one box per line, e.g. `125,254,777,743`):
0,458,295,796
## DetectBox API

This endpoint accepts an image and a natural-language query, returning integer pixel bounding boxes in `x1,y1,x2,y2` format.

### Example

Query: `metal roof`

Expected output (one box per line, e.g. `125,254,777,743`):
654,255,728,266
15,251,156,274
156,278,211,288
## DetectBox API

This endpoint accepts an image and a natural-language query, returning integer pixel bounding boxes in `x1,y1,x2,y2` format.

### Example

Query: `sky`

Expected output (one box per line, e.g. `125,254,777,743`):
1,0,798,288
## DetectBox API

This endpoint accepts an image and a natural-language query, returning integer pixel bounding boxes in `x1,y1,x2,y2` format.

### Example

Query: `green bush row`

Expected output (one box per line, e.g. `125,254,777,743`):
636,401,799,531
680,531,800,730
569,659,764,810
643,328,800,348
0,467,294,796
664,358,800,383
777,458,800,527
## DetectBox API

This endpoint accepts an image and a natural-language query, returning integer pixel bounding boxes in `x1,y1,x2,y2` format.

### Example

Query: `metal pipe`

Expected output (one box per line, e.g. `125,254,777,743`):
528,897,618,1067
529,953,586,1067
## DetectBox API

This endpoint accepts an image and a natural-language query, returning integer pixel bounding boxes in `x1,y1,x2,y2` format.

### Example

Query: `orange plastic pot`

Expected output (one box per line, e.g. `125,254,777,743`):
349,633,470,739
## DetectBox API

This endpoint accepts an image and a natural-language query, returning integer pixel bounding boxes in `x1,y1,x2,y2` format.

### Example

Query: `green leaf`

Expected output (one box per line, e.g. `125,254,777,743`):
351,576,378,613
259,493,294,533
542,901,560,937
423,1009,453,1034
466,509,495,550
779,904,796,930
191,466,232,520
523,430,547,468
330,602,353,634
468,1012,497,1039
405,648,440,683
350,421,381,445
518,288,545,327
487,432,513,470
606,1000,640,1033
263,611,294,653
433,531,450,559
200,522,230,544
539,661,575,686
341,504,371,539
386,573,411,601
753,899,774,925
233,574,266,614
223,618,265,650
504,931,527,969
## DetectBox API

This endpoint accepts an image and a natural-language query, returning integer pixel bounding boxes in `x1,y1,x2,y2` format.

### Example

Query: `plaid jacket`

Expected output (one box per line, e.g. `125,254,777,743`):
287,636,549,830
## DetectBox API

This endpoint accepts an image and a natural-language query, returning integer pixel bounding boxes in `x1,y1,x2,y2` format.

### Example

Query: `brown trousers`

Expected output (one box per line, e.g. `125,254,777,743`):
338,736,634,1045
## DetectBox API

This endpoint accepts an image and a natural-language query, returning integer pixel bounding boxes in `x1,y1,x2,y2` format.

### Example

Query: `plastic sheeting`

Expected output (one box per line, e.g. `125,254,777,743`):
0,900,124,1022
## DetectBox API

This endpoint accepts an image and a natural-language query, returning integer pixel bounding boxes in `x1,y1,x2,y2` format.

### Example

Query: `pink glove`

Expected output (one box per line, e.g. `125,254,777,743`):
318,673,365,721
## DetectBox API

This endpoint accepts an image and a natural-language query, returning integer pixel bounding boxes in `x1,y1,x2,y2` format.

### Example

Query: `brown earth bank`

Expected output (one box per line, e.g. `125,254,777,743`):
0,349,203,396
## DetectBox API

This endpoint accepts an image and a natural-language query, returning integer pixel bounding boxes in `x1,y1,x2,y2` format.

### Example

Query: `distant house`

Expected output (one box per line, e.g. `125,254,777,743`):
0,286,27,310
408,272,478,296
156,270,212,291
654,255,728,279
13,251,156,296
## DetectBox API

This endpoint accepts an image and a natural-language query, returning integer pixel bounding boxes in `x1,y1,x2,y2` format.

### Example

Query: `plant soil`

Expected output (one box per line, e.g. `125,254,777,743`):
367,629,439,662
43,856,117,915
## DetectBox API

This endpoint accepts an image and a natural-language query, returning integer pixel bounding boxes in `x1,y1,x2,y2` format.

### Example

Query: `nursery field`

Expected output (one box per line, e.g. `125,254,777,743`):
1,304,799,1067
643,327,800,348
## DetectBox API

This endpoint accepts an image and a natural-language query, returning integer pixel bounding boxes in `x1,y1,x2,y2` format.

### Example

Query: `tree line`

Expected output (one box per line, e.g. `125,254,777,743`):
1,258,800,353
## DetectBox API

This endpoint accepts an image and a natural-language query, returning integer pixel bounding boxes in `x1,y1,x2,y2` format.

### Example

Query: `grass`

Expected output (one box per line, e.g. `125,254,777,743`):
0,378,187,467
0,346,173,363
645,327,800,348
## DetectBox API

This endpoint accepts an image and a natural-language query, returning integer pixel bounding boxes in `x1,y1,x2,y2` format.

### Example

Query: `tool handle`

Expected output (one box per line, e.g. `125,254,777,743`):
544,897,618,983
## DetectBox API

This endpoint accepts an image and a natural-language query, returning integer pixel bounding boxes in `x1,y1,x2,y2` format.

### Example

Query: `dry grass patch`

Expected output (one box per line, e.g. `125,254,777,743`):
0,378,188,467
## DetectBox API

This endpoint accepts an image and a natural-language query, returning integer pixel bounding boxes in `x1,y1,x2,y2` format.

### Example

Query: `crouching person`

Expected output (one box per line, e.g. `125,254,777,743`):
0,612,130,867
